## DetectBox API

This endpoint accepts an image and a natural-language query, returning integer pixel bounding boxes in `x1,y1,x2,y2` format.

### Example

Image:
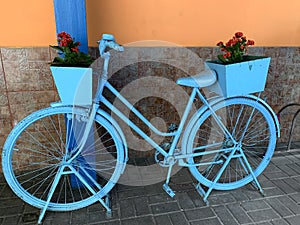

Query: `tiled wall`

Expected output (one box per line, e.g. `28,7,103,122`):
0,46,299,160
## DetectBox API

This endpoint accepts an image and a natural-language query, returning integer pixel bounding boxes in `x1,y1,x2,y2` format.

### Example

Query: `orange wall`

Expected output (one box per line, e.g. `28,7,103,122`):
0,0,56,47
0,0,299,47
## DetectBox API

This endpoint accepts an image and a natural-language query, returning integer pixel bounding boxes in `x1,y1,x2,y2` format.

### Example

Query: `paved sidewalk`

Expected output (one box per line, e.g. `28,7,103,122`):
1,149,300,225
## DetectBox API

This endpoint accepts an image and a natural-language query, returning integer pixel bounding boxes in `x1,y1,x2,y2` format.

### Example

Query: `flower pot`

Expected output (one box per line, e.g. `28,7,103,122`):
50,66,92,105
205,57,271,97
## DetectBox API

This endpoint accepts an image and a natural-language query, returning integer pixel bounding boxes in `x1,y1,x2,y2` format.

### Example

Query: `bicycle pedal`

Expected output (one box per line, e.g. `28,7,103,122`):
168,123,178,132
163,183,175,198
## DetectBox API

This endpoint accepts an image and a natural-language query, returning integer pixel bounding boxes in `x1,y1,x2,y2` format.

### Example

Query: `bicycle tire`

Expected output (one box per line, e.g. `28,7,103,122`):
184,97,277,190
2,106,126,211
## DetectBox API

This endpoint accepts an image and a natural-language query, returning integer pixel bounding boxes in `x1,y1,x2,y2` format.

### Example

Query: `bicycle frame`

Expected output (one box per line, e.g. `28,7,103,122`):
90,51,237,164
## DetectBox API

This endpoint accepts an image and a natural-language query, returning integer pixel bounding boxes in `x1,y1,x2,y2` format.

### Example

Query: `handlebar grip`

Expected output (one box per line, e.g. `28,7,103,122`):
107,41,124,52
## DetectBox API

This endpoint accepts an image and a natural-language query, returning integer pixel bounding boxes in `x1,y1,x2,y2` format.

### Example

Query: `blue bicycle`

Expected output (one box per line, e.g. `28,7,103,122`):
2,34,280,224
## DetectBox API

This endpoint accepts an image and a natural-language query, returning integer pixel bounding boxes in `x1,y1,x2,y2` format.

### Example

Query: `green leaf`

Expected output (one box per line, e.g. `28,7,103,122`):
217,55,227,63
50,45,63,51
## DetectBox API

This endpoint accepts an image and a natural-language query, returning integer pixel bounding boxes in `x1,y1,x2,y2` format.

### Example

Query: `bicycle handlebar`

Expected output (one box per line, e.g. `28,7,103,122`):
98,34,123,57
107,41,124,52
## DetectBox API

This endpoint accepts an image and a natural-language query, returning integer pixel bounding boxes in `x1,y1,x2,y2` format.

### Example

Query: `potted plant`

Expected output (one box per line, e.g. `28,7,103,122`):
50,32,94,105
206,32,271,97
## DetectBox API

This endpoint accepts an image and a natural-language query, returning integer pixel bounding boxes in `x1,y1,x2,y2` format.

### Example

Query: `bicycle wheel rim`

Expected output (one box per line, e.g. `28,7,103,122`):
187,97,277,190
2,106,125,211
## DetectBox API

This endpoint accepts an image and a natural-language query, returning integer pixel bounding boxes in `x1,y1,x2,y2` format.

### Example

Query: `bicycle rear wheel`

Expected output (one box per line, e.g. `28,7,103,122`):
2,106,126,211
185,97,277,190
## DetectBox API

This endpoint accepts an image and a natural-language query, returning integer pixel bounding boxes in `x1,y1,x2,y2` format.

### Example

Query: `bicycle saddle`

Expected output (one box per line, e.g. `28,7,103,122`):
176,70,217,88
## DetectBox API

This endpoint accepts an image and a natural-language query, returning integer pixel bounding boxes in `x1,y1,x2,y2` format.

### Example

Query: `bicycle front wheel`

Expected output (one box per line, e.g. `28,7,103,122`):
185,97,277,190
2,106,126,211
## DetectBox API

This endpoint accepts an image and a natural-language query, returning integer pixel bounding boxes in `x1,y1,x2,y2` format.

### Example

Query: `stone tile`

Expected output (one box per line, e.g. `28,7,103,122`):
121,216,155,225
133,196,151,216
25,47,51,62
1,48,26,62
119,199,135,218
2,216,21,225
176,192,196,209
241,200,270,212
276,196,300,214
271,219,289,225
190,217,222,225
227,203,253,224
150,201,180,215
208,192,236,205
154,214,172,225
184,207,215,221
265,198,293,217
169,212,189,225
284,215,300,225
271,179,297,194
212,205,238,225
247,208,280,223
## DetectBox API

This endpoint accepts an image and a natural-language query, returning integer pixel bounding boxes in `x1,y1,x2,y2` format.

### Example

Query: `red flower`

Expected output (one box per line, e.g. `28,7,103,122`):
223,51,231,58
71,47,79,53
59,39,68,47
216,31,255,64
51,31,93,66
247,40,255,46
217,41,224,47
235,32,243,38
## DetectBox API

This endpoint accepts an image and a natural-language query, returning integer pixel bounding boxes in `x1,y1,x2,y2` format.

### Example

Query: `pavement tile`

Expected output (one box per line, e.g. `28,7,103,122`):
284,215,300,225
184,207,215,221
286,163,300,175
168,212,189,225
263,187,285,198
133,196,152,216
150,201,180,215
280,177,300,192
2,216,20,225
276,195,300,214
227,203,253,224
265,198,293,217
241,200,270,211
189,217,222,225
186,190,206,207
270,218,289,225
97,220,121,225
121,216,155,225
229,189,251,202
271,179,297,194
154,214,172,225
264,171,289,180
276,165,299,177
247,208,280,223
212,205,238,225
119,199,135,218
208,192,236,205
289,192,300,203
176,192,195,209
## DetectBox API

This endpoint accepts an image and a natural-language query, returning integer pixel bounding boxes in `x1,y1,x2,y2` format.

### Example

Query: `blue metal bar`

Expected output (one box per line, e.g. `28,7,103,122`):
104,82,178,137
53,0,88,53
102,82,198,157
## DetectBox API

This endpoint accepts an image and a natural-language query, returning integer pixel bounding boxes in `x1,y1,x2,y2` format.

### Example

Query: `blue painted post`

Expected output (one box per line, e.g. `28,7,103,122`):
53,0,95,188
53,0,88,53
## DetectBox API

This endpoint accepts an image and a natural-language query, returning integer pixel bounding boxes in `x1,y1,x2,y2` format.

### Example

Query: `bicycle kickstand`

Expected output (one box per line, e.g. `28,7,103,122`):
163,164,176,198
